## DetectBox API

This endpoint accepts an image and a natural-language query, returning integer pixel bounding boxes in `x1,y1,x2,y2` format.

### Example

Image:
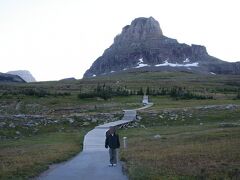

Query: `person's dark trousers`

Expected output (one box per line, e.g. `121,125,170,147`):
109,148,117,164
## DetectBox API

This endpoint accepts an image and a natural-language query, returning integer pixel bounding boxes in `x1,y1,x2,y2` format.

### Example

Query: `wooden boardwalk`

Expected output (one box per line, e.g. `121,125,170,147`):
37,97,153,180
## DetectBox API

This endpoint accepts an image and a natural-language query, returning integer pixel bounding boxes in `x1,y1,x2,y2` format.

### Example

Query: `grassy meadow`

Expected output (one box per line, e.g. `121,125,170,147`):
120,125,240,179
118,86,240,179
0,130,88,179
0,71,240,179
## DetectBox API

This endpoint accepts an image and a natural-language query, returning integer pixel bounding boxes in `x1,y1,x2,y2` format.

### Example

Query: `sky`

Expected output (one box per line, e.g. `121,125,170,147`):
0,0,239,81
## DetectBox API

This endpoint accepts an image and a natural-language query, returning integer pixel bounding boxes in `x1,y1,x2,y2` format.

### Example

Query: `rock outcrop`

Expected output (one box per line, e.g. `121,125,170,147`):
7,70,36,82
84,17,240,77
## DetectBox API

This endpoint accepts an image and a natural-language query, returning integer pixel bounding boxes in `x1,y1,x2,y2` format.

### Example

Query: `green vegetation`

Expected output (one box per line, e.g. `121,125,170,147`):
145,86,213,99
0,87,71,98
1,71,240,179
236,90,240,99
78,83,133,100
119,100,240,179
0,130,89,179
120,126,240,179
148,96,240,110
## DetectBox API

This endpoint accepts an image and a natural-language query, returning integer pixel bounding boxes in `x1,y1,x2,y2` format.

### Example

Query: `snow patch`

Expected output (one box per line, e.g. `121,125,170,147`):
138,58,144,64
155,60,198,67
135,63,150,68
184,62,199,67
135,58,150,68
110,71,115,73
92,74,96,77
210,72,216,75
184,58,190,63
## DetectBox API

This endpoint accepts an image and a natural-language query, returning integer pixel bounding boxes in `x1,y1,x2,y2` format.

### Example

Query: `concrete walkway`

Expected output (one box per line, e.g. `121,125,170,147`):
37,99,153,180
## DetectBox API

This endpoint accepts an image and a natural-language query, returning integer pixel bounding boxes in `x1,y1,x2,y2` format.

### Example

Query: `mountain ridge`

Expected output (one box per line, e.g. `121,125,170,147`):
0,72,26,83
84,17,239,78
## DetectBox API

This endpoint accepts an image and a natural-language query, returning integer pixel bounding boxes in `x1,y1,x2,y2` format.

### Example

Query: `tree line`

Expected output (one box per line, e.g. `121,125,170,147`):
0,88,71,98
78,84,141,100
78,84,214,100
146,86,213,100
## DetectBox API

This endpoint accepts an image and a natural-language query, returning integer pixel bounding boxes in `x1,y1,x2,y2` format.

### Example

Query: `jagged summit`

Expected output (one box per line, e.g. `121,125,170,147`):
84,17,240,78
114,17,163,44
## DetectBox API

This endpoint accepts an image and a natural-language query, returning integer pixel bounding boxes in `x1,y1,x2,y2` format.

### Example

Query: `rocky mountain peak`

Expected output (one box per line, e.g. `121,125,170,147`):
114,17,163,44
84,17,240,78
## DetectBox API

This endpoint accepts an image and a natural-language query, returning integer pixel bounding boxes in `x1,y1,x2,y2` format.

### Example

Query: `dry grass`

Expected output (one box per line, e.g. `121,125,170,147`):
120,127,240,179
0,131,87,179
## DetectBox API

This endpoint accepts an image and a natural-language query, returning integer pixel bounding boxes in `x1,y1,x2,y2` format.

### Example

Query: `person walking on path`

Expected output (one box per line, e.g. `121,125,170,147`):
105,126,120,167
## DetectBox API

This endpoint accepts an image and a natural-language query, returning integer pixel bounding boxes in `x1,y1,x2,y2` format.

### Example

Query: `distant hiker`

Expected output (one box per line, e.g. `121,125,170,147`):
105,126,120,167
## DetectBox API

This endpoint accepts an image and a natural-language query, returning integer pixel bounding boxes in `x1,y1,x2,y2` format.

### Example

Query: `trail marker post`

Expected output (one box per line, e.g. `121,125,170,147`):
123,137,127,149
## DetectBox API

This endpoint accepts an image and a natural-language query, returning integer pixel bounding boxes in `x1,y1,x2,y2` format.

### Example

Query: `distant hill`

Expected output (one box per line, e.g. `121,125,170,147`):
0,73,26,83
84,17,240,78
59,77,77,82
7,70,36,82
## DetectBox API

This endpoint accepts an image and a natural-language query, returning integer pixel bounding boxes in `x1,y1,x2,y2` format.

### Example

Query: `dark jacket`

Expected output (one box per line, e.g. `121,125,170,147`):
105,133,120,149
106,130,110,137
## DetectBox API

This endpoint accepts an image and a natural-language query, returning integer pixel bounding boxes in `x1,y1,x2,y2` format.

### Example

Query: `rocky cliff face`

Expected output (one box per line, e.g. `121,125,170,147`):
7,70,36,82
84,17,240,77
0,73,25,83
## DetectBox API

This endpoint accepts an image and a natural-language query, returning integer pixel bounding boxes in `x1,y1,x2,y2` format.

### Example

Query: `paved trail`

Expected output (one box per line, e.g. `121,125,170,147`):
37,101,153,180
